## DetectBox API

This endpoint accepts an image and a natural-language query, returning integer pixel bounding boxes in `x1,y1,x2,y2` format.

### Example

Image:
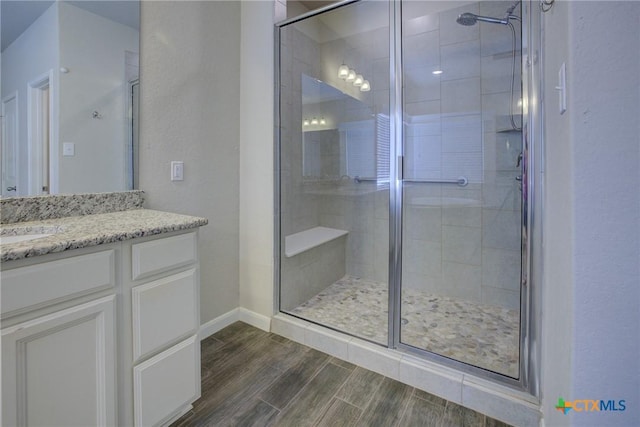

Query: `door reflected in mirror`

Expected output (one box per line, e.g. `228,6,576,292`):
1,0,140,197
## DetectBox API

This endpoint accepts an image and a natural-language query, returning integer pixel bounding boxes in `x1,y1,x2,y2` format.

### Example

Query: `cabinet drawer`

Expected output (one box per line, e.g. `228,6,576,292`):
131,233,197,280
133,336,200,427
132,269,199,362
1,250,115,317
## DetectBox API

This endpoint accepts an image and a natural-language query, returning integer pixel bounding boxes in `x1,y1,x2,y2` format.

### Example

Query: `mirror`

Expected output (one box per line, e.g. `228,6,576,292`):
301,74,387,181
1,0,140,197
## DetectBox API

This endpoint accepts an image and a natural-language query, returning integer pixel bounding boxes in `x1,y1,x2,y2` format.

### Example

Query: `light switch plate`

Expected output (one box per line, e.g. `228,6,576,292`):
63,142,75,156
171,161,184,181
557,62,567,115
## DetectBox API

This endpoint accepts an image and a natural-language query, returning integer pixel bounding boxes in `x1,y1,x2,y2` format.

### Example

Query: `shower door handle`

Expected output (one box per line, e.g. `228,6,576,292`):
397,155,404,181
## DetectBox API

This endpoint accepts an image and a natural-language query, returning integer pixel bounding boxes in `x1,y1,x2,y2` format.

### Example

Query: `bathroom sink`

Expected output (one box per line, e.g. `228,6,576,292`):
0,225,63,245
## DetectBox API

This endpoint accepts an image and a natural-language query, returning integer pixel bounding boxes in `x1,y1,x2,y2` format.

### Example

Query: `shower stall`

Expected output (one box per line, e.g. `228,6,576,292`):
276,0,540,389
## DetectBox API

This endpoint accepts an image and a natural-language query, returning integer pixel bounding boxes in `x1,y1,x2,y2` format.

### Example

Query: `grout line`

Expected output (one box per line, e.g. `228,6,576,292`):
355,372,385,414
283,358,353,427
258,397,281,413
274,354,333,414
393,386,415,427
331,367,361,407
312,397,362,427
333,395,358,408
310,393,344,427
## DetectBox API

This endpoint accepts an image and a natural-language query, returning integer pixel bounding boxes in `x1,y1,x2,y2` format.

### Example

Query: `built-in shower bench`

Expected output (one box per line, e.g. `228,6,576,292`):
281,227,349,310
284,226,348,257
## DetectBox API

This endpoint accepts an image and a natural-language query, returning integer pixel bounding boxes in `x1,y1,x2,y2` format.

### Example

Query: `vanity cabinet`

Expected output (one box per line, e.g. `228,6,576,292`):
127,232,201,427
1,230,201,427
1,248,118,427
2,297,117,426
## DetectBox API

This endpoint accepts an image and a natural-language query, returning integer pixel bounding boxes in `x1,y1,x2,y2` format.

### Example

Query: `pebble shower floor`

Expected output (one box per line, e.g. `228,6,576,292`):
290,275,519,377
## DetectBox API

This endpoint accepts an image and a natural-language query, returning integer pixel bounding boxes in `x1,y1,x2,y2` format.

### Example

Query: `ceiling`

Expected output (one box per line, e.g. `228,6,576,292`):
1,0,139,52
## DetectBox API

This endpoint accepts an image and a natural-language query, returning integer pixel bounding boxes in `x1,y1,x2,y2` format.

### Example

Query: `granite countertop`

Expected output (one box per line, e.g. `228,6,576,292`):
0,209,208,262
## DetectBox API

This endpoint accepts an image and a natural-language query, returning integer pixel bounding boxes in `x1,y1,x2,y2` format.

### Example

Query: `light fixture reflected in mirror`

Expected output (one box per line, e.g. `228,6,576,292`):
338,64,349,79
337,64,371,92
302,117,328,127
346,69,356,82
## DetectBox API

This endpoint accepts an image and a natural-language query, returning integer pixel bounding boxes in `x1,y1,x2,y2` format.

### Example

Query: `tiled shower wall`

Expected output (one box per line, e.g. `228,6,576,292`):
400,1,522,310
280,1,522,311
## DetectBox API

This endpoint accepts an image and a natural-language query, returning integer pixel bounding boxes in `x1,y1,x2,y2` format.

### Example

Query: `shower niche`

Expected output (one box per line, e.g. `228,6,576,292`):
277,0,527,383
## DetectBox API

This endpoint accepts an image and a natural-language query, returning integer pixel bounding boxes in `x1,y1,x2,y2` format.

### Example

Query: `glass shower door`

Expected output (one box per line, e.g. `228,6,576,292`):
399,0,523,378
278,0,391,345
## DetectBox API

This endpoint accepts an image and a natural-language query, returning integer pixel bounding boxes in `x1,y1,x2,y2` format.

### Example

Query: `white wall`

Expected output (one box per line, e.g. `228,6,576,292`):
540,0,573,425
567,2,639,425
139,1,241,325
58,2,138,193
238,0,277,318
1,3,59,196
542,2,640,426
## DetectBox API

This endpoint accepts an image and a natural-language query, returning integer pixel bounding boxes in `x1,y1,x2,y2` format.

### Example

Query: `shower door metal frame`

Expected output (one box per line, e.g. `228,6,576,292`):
390,0,542,395
274,0,543,397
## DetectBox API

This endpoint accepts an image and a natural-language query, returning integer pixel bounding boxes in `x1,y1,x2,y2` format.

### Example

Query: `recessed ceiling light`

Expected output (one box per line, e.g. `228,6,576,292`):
432,70,443,75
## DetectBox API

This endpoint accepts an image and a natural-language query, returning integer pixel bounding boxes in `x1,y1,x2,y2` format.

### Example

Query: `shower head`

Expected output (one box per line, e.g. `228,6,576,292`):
456,12,479,26
456,12,508,26
457,1,520,26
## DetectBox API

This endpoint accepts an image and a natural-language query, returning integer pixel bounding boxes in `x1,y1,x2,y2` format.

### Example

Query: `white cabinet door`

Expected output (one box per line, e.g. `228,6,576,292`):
2,295,117,427
133,336,200,427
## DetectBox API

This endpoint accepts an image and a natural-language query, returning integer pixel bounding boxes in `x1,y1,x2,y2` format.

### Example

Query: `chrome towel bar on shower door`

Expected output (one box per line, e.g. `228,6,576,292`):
353,176,378,183
402,177,468,187
354,176,468,186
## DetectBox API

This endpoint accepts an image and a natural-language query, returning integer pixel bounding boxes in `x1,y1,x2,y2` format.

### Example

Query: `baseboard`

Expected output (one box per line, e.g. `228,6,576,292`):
199,308,240,340
199,307,271,340
160,404,193,427
238,307,272,332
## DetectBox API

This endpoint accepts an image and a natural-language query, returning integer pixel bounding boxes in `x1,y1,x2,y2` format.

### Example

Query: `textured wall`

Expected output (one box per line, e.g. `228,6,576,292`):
567,2,639,426
139,1,241,324
542,1,640,426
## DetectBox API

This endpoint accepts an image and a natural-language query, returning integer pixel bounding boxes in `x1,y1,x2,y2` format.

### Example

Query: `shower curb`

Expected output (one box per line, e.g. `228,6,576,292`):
271,313,541,427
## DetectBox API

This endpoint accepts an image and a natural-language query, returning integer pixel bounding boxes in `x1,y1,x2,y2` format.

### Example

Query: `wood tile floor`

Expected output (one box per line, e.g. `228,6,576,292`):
171,322,512,427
